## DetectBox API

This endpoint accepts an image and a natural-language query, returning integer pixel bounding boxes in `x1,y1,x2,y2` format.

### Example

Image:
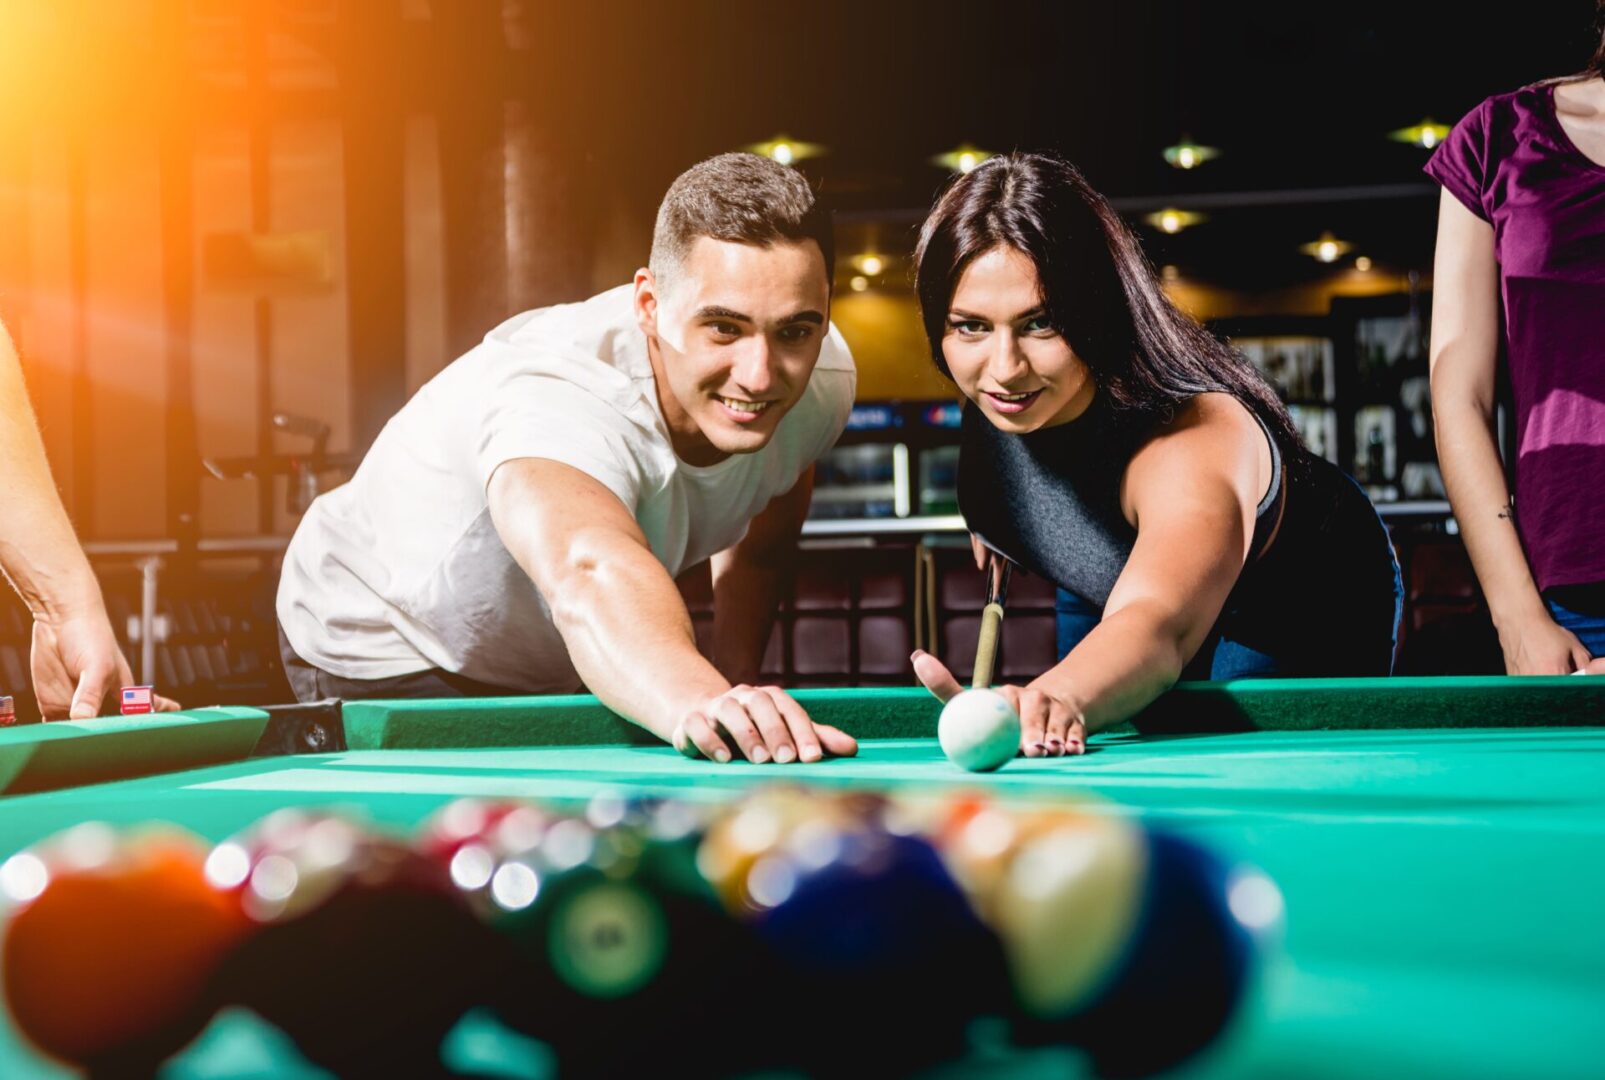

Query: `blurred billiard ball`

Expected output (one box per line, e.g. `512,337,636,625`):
1,823,249,1073
487,799,774,1078
701,788,1011,1076
204,810,507,1076
993,815,1269,1076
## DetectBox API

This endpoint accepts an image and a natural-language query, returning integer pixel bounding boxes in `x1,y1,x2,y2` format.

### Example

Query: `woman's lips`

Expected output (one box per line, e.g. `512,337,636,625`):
983,389,1044,414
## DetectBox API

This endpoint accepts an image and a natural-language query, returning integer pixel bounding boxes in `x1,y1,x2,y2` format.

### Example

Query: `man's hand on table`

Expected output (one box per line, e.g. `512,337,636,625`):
31,607,182,720
671,684,857,764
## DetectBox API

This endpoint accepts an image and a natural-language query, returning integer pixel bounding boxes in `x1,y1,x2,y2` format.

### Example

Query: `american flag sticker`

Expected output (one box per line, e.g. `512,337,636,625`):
120,686,154,715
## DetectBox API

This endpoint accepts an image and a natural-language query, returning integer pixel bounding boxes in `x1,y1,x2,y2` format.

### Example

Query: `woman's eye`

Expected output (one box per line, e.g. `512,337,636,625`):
1023,317,1055,335
949,320,987,336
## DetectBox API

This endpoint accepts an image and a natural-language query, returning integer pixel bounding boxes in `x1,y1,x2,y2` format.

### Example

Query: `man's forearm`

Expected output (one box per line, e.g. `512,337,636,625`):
708,466,812,686
545,544,731,742
1434,398,1545,628
710,553,790,685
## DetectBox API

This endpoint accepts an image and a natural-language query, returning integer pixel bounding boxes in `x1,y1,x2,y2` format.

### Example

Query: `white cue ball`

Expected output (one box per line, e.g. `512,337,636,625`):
939,688,1022,772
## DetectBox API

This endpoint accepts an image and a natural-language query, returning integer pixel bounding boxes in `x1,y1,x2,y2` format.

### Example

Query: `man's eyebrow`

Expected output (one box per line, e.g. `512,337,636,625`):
948,306,1047,322
693,306,826,327
694,305,752,322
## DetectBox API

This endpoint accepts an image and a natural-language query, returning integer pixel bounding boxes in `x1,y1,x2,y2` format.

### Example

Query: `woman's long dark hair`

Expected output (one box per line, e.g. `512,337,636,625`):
914,152,1302,460
1591,0,1605,76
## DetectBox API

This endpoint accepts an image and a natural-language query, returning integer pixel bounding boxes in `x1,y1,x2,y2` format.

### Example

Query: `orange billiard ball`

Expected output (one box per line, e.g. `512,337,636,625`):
0,824,250,1072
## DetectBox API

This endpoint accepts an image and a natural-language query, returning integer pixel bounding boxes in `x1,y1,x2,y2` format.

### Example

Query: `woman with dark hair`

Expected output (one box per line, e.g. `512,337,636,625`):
909,153,1401,756
1426,6,1605,676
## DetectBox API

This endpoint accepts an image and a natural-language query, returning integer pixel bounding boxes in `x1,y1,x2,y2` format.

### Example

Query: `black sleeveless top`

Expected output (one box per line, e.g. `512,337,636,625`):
958,392,1400,662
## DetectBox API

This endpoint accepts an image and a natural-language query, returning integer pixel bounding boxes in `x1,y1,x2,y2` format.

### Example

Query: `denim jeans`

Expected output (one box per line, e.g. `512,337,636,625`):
1545,584,1605,658
1055,538,1403,682
1055,583,1401,680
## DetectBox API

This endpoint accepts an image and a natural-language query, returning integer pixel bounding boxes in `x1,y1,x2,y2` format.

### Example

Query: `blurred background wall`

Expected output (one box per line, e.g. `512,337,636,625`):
0,0,1596,708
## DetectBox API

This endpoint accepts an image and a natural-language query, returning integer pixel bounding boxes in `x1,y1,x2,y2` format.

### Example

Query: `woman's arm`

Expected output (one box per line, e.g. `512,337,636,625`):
1032,396,1266,735
1427,190,1592,673
913,394,1268,753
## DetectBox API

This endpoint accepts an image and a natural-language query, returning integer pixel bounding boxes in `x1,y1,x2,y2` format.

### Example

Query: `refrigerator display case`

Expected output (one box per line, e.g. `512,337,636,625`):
809,400,965,521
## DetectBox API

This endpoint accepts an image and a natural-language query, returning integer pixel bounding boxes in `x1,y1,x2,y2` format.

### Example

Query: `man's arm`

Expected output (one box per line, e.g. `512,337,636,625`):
486,457,855,762
709,465,813,685
1427,190,1592,673
0,320,174,718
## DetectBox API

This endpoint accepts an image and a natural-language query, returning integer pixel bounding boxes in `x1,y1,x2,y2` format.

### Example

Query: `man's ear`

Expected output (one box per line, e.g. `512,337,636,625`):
633,267,659,337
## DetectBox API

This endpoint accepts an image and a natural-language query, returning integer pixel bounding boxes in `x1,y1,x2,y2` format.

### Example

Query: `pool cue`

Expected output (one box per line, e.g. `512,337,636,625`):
972,557,1012,690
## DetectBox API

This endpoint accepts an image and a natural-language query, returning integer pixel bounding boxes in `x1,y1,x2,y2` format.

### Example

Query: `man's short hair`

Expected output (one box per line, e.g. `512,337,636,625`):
649,152,834,292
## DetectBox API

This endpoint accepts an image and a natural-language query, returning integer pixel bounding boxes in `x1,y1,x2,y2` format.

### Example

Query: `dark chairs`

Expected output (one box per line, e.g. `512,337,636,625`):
0,529,1512,723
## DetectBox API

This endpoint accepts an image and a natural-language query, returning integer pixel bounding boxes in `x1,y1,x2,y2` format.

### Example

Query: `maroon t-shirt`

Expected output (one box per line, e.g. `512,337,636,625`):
1425,81,1605,590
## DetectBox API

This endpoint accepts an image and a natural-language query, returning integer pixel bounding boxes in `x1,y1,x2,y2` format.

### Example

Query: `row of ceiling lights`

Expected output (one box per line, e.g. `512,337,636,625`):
747,119,1451,176
748,117,1450,279
837,249,1376,294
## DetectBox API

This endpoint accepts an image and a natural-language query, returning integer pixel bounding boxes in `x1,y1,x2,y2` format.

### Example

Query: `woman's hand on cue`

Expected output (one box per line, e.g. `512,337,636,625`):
671,685,858,765
911,649,1086,758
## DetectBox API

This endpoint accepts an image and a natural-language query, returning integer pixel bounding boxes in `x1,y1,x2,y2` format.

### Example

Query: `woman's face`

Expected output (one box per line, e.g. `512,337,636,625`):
941,245,1095,433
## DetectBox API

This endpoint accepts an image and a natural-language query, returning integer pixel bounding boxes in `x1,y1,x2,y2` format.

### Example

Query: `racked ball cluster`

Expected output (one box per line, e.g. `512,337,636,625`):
0,788,1280,1077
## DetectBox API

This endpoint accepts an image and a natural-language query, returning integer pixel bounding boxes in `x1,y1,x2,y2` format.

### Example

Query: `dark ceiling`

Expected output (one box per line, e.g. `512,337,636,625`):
21,1,1598,292
537,0,1599,287
600,0,1597,199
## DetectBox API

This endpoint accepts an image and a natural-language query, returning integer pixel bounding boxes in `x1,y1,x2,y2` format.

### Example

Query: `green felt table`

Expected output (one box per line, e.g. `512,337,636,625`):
0,677,1602,1078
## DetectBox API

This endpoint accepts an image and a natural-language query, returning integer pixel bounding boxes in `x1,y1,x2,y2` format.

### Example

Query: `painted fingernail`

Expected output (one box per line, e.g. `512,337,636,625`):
1031,742,1047,756
1048,739,1063,754
775,745,796,764
1068,739,1084,755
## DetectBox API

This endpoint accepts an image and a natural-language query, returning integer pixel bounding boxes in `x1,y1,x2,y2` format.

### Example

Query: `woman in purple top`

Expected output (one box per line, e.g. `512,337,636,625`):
1426,6,1605,675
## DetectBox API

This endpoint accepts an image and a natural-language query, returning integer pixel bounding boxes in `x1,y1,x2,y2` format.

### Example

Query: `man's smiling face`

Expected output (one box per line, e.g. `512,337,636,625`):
635,236,831,466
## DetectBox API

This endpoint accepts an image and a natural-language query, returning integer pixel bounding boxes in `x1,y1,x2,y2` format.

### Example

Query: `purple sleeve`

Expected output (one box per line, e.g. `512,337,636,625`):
1424,100,1492,222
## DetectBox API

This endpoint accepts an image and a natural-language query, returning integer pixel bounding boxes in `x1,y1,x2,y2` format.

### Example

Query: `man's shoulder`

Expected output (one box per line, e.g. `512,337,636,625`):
496,283,634,337
467,285,652,402
490,285,641,366
816,320,857,376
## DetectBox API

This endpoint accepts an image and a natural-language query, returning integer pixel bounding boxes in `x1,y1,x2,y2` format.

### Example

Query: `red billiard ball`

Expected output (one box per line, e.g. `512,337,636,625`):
0,824,249,1072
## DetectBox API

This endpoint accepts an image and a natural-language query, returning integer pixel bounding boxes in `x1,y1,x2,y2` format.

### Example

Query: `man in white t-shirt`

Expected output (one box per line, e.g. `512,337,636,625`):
277,152,858,764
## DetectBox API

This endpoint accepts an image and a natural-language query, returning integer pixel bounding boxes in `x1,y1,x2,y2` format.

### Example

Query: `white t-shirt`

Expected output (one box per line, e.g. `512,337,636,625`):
276,284,856,691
